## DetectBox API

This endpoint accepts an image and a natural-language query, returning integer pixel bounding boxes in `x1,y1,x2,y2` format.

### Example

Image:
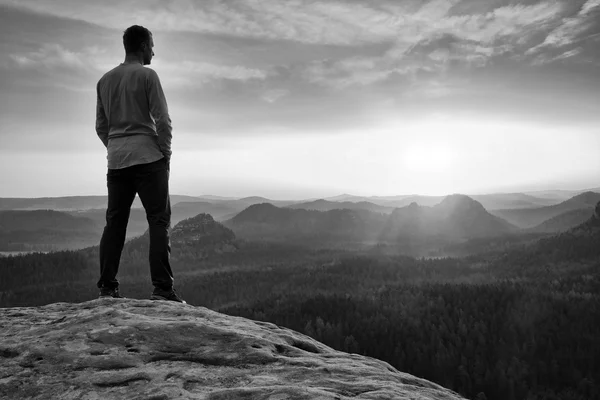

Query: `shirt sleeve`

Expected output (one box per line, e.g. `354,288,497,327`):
147,69,172,160
95,81,109,148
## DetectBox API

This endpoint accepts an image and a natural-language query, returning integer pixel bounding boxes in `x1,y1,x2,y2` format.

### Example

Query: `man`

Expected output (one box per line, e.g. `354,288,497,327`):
95,25,184,303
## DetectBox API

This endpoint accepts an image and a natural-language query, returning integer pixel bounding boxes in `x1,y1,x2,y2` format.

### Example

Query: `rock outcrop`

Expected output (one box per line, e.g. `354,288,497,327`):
171,213,238,255
0,299,464,400
126,213,238,257
171,213,235,245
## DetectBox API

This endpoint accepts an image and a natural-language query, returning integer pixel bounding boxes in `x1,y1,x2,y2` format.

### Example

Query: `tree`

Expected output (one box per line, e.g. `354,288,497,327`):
343,335,360,354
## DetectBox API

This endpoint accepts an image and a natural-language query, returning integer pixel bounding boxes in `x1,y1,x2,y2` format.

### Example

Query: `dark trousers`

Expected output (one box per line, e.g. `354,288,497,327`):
97,158,174,291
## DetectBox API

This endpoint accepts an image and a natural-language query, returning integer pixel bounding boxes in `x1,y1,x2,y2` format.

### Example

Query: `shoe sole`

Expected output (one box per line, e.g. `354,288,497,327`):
150,294,186,304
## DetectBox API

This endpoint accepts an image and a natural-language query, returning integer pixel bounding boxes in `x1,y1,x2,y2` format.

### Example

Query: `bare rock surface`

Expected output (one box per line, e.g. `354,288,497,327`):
0,299,464,400
171,213,236,246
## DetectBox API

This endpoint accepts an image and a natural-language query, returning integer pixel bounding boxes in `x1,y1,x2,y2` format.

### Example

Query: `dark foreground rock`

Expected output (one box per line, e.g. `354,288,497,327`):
0,299,463,400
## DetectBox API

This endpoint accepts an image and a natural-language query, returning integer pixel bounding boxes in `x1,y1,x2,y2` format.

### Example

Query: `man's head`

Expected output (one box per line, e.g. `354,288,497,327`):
123,25,154,65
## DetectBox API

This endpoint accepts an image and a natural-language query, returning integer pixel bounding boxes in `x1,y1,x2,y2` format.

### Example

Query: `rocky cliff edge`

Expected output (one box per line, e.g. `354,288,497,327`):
0,299,463,400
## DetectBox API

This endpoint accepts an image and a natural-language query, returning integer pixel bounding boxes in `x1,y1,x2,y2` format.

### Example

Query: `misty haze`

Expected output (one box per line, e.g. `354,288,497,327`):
1,1,599,400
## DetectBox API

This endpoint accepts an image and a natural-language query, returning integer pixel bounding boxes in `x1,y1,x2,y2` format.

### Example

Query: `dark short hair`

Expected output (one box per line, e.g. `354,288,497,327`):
123,25,152,53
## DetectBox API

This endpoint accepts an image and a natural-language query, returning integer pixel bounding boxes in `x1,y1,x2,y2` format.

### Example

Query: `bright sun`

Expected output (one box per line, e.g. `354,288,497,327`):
379,118,465,176
401,142,459,173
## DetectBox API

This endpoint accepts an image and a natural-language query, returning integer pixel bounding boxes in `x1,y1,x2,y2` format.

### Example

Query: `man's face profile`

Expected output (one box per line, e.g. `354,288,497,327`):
143,36,154,65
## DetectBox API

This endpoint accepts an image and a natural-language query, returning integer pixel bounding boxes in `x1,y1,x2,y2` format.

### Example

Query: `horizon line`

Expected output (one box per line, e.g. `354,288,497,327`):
1,185,599,201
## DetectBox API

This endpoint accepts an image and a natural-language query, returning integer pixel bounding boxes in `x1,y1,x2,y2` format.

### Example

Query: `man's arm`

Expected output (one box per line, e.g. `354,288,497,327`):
147,69,172,161
95,82,109,148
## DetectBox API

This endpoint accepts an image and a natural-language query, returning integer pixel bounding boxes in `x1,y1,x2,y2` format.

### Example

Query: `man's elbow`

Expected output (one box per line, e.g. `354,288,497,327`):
156,116,172,129
156,121,173,137
96,130,109,147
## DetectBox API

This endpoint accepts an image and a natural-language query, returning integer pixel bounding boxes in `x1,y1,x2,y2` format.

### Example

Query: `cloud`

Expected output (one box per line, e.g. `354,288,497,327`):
5,43,268,91
2,0,563,48
1,0,581,93
530,46,585,66
8,43,90,72
291,1,566,91
400,1,564,58
153,59,270,88
3,43,105,91
303,56,400,89
261,89,289,103
2,0,599,140
0,0,403,45
404,79,456,99
528,0,600,52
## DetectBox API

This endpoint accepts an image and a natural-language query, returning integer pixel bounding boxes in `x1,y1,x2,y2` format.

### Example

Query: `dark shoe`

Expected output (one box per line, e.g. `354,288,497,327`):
150,288,186,304
99,287,125,299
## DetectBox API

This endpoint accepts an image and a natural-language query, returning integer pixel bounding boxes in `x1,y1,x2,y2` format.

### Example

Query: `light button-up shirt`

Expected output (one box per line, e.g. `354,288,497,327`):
96,62,172,169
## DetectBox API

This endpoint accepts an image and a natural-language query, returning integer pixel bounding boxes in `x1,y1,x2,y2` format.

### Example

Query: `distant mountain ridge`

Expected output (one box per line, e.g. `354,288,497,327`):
494,201,600,271
171,201,240,222
226,203,387,242
470,193,559,210
3,187,596,213
529,209,593,233
0,195,209,211
65,202,240,243
3,191,596,253
0,210,101,251
0,210,98,231
381,195,517,242
286,199,394,214
226,195,517,255
324,190,594,210
491,191,600,229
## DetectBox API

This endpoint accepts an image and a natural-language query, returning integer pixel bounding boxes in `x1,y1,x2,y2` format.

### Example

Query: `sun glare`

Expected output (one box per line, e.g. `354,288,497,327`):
395,120,461,174
402,143,458,173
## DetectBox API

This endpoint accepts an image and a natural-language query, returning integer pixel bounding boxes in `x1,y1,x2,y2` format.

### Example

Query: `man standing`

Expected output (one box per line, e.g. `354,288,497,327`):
95,25,184,303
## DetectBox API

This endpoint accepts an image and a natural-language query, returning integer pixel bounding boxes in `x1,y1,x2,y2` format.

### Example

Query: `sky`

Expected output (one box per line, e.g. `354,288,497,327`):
0,0,599,199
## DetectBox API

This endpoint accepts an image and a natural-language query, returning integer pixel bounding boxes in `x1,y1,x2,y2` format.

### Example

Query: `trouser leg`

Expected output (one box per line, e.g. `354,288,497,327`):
135,158,174,290
98,167,136,289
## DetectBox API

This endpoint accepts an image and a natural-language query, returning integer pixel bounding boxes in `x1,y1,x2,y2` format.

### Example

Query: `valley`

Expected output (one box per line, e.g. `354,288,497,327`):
0,190,599,400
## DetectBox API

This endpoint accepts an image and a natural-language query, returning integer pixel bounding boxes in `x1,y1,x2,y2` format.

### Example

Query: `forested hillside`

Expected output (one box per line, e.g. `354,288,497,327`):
491,192,600,228
1,209,598,399
0,210,100,251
